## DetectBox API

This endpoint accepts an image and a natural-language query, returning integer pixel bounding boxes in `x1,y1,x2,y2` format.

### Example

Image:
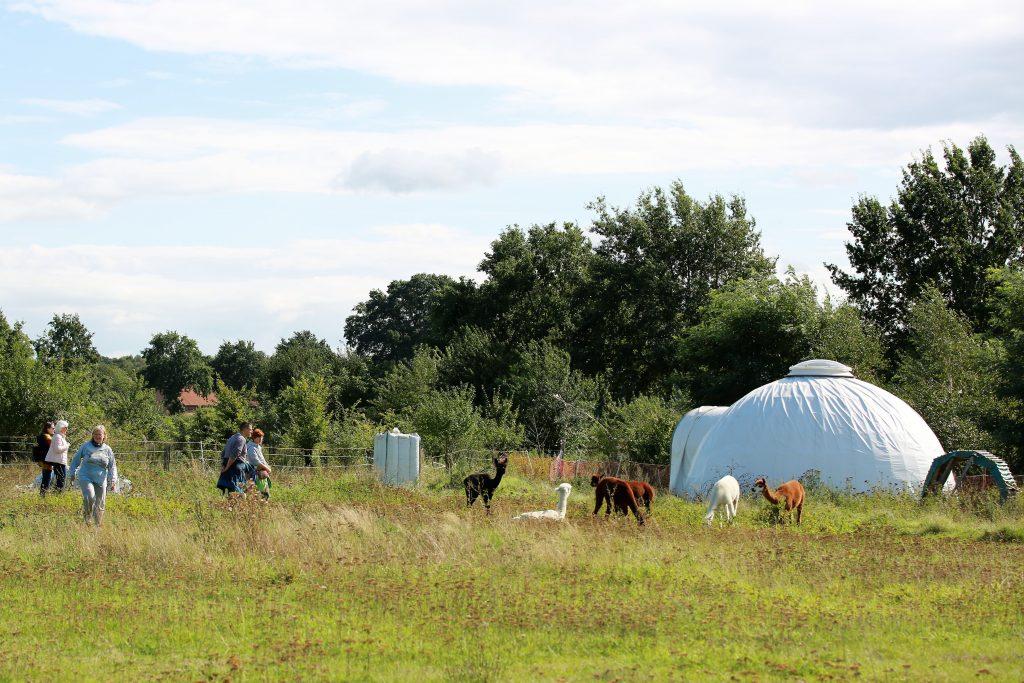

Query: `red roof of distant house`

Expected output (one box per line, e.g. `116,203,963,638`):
179,389,218,408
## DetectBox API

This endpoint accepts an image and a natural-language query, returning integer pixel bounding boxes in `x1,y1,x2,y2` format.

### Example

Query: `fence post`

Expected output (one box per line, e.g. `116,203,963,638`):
163,444,171,471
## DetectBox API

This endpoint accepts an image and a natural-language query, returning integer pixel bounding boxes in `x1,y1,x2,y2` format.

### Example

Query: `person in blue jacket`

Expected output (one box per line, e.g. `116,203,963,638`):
68,425,118,526
217,422,254,495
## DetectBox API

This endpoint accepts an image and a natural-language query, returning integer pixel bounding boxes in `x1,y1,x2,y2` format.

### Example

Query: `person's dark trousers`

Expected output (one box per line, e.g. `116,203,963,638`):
40,464,66,495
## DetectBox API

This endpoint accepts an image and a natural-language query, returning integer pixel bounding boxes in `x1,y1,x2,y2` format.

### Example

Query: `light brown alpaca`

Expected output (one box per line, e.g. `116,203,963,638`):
753,477,805,524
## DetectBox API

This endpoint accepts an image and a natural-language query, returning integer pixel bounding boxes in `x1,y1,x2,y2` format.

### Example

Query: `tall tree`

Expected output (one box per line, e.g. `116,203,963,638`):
678,272,885,406
475,223,594,348
828,136,1024,343
583,181,775,396
892,287,1009,457
141,331,215,411
263,331,334,395
278,375,331,465
344,273,472,363
211,340,267,390
33,313,99,368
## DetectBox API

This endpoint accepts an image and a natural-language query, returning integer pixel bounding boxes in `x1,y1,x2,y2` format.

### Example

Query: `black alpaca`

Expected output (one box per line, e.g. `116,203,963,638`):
463,454,508,513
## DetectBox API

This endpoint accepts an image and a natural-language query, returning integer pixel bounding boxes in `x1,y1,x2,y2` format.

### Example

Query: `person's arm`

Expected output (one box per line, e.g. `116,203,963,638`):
107,449,118,490
68,444,85,481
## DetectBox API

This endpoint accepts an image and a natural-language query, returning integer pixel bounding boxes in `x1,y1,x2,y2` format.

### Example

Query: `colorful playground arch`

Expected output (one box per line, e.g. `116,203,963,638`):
922,451,1020,501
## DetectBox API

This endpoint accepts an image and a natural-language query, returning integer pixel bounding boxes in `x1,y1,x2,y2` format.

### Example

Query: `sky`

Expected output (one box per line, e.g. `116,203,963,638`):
1,1,1022,356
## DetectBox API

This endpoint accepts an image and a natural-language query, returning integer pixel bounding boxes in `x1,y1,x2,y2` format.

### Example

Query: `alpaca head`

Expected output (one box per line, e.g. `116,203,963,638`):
590,474,602,488
752,477,767,491
556,482,572,496
494,453,508,470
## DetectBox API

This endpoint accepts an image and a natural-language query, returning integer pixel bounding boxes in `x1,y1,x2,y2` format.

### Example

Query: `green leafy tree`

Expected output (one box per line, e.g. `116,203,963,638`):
141,331,214,411
891,288,1009,455
596,394,684,465
583,181,775,396
411,386,486,471
277,375,331,465
263,331,335,395
502,340,601,452
344,273,470,363
212,340,267,391
828,136,1024,343
328,350,375,413
438,326,510,401
478,392,525,451
90,363,167,439
33,313,100,368
0,311,98,435
370,346,440,418
679,272,885,406
475,223,594,348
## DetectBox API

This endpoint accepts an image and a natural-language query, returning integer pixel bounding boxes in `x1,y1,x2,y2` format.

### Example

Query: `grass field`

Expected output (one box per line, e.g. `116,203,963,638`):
1,461,1023,682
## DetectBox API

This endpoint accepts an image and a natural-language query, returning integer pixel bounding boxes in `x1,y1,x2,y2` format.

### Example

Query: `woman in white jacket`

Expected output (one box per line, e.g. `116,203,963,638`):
41,420,70,495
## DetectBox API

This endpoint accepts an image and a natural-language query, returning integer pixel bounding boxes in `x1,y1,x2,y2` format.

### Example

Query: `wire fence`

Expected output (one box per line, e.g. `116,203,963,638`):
0,436,671,486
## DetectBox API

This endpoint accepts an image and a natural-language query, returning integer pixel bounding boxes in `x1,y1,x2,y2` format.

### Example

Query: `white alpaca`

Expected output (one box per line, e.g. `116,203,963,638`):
704,475,740,526
513,483,572,521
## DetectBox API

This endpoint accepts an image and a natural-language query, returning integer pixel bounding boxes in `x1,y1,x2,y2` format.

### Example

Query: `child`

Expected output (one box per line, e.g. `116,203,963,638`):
247,428,272,499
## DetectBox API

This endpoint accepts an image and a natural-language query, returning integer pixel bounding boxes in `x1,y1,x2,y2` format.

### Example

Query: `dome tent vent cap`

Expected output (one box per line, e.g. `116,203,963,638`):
786,359,854,378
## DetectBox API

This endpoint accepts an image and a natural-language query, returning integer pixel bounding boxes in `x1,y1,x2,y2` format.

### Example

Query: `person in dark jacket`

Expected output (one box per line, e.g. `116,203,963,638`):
34,421,55,480
217,422,253,495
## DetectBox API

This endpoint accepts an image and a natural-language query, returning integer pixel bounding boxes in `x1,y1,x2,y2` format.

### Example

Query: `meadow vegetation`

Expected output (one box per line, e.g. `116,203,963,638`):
1,462,1022,681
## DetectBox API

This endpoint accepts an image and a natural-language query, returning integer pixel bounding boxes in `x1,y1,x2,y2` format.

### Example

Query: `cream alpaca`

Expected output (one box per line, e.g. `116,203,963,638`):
514,483,572,521
704,475,740,526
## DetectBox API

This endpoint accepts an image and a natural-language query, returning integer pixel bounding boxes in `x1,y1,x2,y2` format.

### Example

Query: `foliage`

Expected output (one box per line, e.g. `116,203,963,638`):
0,312,99,436
32,313,99,368
595,394,685,465
369,346,439,418
892,287,1010,456
90,363,167,439
678,272,883,406
141,331,215,410
277,375,331,459
211,339,267,391
828,136,1024,343
344,273,466,363
410,385,486,470
475,222,594,348
262,331,335,396
582,182,775,395
502,340,601,452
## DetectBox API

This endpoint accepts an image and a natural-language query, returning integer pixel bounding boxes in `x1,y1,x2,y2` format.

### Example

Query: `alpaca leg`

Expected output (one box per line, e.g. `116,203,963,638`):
465,486,478,507
483,490,492,514
796,502,802,525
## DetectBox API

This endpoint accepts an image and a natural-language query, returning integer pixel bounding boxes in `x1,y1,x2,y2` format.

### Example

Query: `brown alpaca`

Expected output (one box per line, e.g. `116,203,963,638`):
590,475,644,525
631,481,655,514
753,477,805,524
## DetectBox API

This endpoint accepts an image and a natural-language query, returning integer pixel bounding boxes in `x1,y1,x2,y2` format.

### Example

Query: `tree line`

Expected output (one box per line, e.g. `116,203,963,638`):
2,136,1021,469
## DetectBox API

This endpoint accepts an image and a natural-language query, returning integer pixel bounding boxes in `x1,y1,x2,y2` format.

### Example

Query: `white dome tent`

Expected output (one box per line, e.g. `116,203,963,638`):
669,359,946,496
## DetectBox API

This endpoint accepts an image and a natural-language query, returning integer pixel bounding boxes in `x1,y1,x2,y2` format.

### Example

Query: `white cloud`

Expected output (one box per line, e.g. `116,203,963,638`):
342,148,501,193
21,97,122,116
0,225,489,354
1,114,1020,222
12,1,1024,126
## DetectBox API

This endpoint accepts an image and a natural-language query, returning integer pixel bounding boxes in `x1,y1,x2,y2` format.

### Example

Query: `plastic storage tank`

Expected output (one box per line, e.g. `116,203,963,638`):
373,428,420,485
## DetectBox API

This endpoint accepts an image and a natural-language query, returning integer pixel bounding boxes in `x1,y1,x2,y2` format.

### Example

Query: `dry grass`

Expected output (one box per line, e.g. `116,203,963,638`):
0,462,1022,681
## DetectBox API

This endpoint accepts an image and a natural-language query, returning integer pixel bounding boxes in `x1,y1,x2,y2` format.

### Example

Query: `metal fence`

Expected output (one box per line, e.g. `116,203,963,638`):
0,435,672,486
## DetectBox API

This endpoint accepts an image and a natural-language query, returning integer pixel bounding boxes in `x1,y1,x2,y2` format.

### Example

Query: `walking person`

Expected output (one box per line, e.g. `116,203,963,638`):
247,428,272,499
68,425,118,526
32,421,55,480
217,422,253,495
41,420,70,495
